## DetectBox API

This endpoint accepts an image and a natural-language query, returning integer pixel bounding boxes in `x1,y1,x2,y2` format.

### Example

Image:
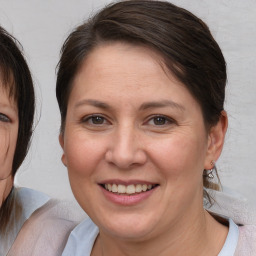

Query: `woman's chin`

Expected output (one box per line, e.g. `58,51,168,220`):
96,214,158,241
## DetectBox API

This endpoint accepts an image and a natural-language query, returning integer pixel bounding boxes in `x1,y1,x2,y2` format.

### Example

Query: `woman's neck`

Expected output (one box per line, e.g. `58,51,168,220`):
92,209,228,256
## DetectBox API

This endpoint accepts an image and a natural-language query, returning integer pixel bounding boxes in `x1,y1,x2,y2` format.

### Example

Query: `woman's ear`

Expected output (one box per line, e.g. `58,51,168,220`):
59,133,67,167
204,111,228,170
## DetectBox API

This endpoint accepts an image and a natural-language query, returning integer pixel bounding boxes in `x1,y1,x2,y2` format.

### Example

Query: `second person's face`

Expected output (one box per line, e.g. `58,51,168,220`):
60,43,213,241
0,84,18,201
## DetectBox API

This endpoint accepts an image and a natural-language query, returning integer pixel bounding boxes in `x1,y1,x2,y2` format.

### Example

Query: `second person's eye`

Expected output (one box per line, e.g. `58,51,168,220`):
0,113,10,123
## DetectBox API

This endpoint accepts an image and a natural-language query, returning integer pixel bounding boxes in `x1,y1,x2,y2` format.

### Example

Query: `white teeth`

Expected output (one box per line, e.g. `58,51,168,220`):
135,184,142,193
117,184,126,193
142,184,147,192
104,183,155,194
126,185,136,194
112,184,118,193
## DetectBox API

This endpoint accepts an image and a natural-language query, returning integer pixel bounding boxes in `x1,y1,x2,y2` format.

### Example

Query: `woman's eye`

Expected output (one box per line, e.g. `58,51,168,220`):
152,116,168,125
90,116,105,124
0,113,10,123
82,115,108,125
147,115,174,126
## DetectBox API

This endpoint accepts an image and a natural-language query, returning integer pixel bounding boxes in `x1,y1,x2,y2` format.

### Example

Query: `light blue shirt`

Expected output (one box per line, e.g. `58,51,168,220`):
218,218,239,256
62,217,239,256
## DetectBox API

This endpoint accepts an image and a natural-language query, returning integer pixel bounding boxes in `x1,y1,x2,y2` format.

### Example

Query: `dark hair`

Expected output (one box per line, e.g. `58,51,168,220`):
56,0,226,201
0,26,35,233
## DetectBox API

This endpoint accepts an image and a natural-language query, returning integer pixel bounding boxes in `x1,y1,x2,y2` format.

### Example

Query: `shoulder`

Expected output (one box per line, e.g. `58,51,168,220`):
62,217,99,256
9,199,86,256
235,225,256,256
0,188,50,255
205,187,256,225
204,188,256,255
238,224,256,243
16,187,50,219
69,215,99,237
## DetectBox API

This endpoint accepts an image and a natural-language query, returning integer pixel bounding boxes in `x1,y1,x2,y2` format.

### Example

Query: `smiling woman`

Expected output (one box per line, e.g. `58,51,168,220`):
56,1,255,255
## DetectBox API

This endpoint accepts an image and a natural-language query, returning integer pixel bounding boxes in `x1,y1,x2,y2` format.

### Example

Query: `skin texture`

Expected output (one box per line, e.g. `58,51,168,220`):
60,43,228,256
0,85,18,206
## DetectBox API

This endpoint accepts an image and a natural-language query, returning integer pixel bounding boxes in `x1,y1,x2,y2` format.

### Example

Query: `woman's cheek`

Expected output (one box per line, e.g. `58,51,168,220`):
0,128,11,178
65,133,104,176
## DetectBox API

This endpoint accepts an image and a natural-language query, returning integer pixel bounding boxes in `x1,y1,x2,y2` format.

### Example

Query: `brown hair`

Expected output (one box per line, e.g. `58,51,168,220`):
56,0,226,202
0,26,35,233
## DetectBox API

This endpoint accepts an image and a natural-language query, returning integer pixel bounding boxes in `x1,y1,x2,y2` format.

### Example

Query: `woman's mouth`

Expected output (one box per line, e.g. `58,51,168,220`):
100,183,158,195
99,180,159,205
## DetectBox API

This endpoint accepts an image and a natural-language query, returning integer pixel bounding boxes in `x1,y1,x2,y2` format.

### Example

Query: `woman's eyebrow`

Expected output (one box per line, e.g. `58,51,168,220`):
75,99,111,109
75,99,185,112
139,100,185,112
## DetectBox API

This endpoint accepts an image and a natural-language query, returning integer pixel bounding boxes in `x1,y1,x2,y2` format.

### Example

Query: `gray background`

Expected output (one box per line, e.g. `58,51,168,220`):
0,0,255,206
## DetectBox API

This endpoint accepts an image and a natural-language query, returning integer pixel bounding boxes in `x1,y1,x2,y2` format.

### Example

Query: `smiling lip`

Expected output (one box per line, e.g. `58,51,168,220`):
99,180,159,206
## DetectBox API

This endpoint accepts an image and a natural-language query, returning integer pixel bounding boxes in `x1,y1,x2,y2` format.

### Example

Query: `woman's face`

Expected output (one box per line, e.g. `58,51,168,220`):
0,84,18,200
60,43,223,240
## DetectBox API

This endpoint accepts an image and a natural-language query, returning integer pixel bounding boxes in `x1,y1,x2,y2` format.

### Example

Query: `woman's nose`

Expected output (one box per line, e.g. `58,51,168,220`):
105,125,147,169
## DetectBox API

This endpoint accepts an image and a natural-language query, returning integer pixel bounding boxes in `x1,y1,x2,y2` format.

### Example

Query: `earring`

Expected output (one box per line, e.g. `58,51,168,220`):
203,161,215,179
207,170,214,179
